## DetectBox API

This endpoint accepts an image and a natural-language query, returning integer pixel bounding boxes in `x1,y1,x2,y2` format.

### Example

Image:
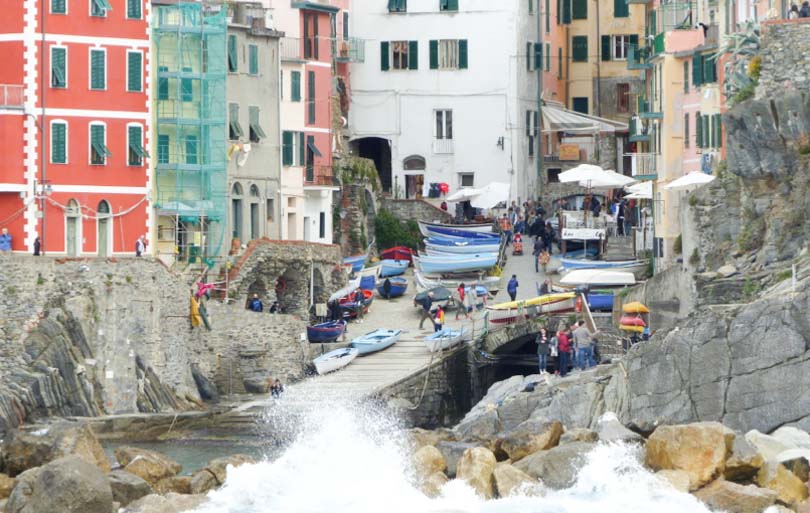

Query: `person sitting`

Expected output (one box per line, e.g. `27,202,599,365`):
248,294,263,312
270,378,284,398
269,301,279,313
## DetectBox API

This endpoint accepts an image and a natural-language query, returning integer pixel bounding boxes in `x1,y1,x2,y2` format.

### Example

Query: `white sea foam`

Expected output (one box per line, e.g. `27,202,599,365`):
193,400,717,513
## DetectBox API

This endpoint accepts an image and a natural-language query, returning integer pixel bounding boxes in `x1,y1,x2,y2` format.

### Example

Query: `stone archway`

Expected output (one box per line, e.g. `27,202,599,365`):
245,278,268,309
275,265,307,315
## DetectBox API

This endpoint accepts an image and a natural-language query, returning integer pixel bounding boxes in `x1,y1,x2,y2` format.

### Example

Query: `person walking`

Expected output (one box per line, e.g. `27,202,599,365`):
543,223,554,254
0,228,12,254
538,249,550,275
33,236,41,256
455,283,470,320
417,291,436,330
499,214,513,245
248,294,264,312
572,320,598,370
557,328,571,377
434,305,445,332
507,274,519,301
135,235,146,257
616,199,626,236
536,327,551,374
533,238,545,272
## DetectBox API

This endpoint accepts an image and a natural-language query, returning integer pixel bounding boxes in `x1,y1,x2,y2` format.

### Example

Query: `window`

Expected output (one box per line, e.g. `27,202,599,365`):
683,61,689,93
384,41,418,70
303,13,319,59
612,35,630,60
545,0,550,31
127,0,141,19
319,212,326,239
267,199,274,221
128,125,147,166
692,53,704,87
702,54,718,84
51,0,66,14
229,103,243,140
684,113,690,148
429,39,468,70
185,134,198,165
572,0,587,19
91,0,111,17
249,106,266,143
51,121,67,164
435,110,453,139
307,71,316,123
614,0,629,18
526,42,535,71
90,49,105,90
51,47,67,88
572,97,589,114
439,0,458,11
181,67,193,102
89,123,111,165
696,111,703,148
616,83,630,113
571,36,588,62
343,12,349,40
126,51,142,92
157,66,169,100
558,47,563,78
248,44,258,75
291,71,301,101
388,0,407,12
714,113,722,148
459,173,474,187
282,131,305,166
545,42,550,71
157,134,169,164
228,35,238,72
562,0,571,23
548,168,561,183
526,110,538,157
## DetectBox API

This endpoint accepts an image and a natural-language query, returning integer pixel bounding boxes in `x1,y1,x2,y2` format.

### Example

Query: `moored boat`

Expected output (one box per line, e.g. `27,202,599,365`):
351,329,402,355
560,258,648,278
418,220,494,237
558,269,636,288
359,275,376,290
339,289,374,318
414,286,455,309
423,327,469,352
424,241,501,255
376,277,408,298
306,320,347,343
415,253,498,274
380,246,413,263
414,271,500,293
343,254,368,273
313,347,359,375
379,259,409,277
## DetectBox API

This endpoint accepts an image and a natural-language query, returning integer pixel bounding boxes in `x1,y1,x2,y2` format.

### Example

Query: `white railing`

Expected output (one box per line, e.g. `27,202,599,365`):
280,37,301,61
625,152,658,177
432,138,454,154
0,85,24,109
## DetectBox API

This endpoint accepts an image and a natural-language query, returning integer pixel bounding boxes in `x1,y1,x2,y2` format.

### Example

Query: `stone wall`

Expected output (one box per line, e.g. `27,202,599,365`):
756,19,810,98
617,265,695,331
381,198,454,224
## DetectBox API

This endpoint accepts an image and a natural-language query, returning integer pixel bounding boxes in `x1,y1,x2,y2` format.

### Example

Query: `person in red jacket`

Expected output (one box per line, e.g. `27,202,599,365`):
557,328,572,377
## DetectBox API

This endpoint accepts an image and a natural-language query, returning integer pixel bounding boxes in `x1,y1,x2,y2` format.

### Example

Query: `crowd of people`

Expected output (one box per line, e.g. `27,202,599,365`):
788,1,810,18
536,320,601,377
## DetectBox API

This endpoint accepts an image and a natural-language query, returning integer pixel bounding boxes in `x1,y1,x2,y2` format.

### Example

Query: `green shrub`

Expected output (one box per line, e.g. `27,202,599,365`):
374,209,421,251
731,83,755,106
673,234,683,255
688,195,698,207
774,269,793,283
690,248,700,266
743,278,761,299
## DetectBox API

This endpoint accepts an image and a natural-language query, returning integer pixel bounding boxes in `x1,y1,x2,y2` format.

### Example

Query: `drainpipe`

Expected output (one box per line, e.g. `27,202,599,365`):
40,0,47,255
595,0,601,117
536,0,544,201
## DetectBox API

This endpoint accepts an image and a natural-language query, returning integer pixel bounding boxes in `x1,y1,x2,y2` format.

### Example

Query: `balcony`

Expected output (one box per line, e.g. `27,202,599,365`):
637,96,662,120
336,37,365,63
627,45,652,70
280,37,303,61
432,138,454,154
304,164,337,187
704,24,719,47
626,152,658,179
629,117,650,142
0,85,24,109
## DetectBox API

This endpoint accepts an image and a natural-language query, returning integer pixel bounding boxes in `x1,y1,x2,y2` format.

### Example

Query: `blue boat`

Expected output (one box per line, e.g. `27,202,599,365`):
307,320,347,343
415,252,498,274
425,238,501,255
426,236,500,246
351,329,402,355
423,328,468,352
426,226,501,240
343,254,367,273
359,275,376,290
587,293,614,311
376,277,408,299
379,259,409,277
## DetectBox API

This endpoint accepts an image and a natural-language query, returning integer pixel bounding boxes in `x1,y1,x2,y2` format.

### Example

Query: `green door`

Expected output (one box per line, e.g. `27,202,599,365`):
66,217,78,256
98,201,110,257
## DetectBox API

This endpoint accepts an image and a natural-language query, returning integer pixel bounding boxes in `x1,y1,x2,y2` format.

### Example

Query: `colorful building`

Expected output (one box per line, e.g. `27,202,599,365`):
0,0,151,256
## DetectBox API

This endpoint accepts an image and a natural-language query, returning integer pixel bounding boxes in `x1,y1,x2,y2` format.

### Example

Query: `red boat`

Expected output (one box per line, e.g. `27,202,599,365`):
380,246,413,263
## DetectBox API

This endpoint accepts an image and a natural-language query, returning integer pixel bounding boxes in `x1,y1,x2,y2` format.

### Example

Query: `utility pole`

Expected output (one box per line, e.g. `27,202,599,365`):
40,0,47,255
536,0,544,202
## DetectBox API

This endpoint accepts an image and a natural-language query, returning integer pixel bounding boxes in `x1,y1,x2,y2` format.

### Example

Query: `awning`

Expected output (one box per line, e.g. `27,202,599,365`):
664,171,716,191
446,187,482,202
542,103,628,134
307,139,322,158
471,182,510,210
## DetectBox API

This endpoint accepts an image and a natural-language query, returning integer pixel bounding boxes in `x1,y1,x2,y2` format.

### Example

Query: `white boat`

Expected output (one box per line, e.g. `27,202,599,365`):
328,277,361,302
415,253,498,274
313,347,359,375
423,328,470,352
414,271,500,293
559,269,636,287
423,248,500,258
424,241,501,255
351,329,402,355
559,258,648,279
418,220,495,238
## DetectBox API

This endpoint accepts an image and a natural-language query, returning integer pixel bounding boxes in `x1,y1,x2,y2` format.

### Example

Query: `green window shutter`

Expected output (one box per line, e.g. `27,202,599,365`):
683,61,689,93
703,115,710,148
305,135,315,181
545,42,550,70
90,50,105,90
51,123,66,164
127,0,141,19
380,41,390,71
229,103,243,139
282,131,293,166
307,71,316,124
158,66,169,100
298,132,305,166
408,41,419,70
91,0,110,17
572,36,588,62
692,53,703,87
529,0,534,13
90,124,110,164
458,39,468,69
526,42,532,70
291,71,301,102
704,55,716,83
51,0,66,14
629,34,638,48
429,40,439,69
695,112,703,148
441,0,458,11
601,35,611,61
715,114,723,148
51,47,66,88
545,0,550,31
534,42,542,70
128,125,145,165
185,135,198,165
572,0,587,19
127,52,142,92
526,110,532,136
562,0,571,23
249,45,258,75
181,67,193,102
157,134,169,164
558,47,563,78
228,35,238,72
648,10,657,37
249,106,266,141
614,0,629,18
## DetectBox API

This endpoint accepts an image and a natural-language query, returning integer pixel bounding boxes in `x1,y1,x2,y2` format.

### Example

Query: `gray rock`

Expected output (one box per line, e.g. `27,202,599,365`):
436,441,478,478
596,412,643,444
190,364,219,402
121,493,208,513
242,378,269,394
693,479,778,513
5,455,113,513
108,470,153,507
513,442,595,489
3,422,111,476
559,428,598,445
717,264,738,278
725,436,765,481
189,454,255,494
771,427,810,450
776,449,810,482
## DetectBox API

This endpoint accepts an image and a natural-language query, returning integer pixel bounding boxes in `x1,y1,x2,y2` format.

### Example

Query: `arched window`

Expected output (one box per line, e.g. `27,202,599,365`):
249,184,260,197
403,155,426,171
97,200,111,215
232,182,243,196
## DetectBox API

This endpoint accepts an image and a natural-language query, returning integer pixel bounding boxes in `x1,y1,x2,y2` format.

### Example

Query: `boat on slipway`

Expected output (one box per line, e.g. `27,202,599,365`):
559,258,648,279
343,254,367,273
306,320,347,343
486,293,577,325
379,259,409,277
558,269,636,288
414,271,500,293
376,277,408,299
414,253,498,274
423,327,469,353
313,347,359,375
350,329,402,355
417,220,495,237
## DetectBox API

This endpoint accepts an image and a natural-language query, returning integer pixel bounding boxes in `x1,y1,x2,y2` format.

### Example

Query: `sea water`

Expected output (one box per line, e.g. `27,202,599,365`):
193,399,719,513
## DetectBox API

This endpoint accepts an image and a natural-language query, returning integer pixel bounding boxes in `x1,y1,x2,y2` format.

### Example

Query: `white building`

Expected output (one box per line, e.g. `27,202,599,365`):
348,0,542,204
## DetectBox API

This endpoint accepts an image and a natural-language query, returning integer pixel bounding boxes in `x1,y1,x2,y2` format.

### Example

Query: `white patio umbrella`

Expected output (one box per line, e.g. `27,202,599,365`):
446,187,482,202
471,182,510,209
557,164,616,184
624,181,652,198
664,172,716,191
581,170,636,189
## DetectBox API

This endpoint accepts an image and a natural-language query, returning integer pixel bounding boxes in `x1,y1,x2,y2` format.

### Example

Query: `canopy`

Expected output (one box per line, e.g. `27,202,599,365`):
664,172,716,191
622,301,650,314
471,182,511,209
624,181,653,199
582,170,636,189
446,187,482,202
542,104,629,134
558,164,615,184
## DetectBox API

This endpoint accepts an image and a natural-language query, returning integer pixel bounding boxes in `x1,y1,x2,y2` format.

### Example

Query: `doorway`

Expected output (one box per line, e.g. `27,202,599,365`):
97,200,111,257
405,174,424,199
231,183,244,242
66,199,80,256
354,137,392,192
303,216,311,241
249,184,260,240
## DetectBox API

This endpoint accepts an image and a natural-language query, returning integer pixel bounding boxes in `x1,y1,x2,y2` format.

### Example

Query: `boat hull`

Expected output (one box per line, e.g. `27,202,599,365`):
306,321,347,343
414,271,500,293
380,246,413,263
351,329,402,355
376,277,408,299
423,328,469,352
559,269,636,287
418,220,494,237
343,254,367,273
487,296,577,325
415,254,498,274
313,347,359,375
379,259,409,277
424,245,500,256
560,258,647,279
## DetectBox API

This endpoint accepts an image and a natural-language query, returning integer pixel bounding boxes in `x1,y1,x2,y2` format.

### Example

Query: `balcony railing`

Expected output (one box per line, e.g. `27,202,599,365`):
650,2,695,33
638,96,662,119
704,24,719,47
627,45,652,70
432,138,454,154
280,37,302,61
305,164,336,186
629,117,650,142
0,85,24,109
336,37,365,63
625,152,658,178
292,0,341,7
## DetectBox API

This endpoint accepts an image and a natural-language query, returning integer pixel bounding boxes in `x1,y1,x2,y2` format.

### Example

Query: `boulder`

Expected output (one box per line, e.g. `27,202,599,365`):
454,407,502,442
645,422,735,490
419,471,448,498
188,454,255,495
514,442,595,490
717,264,738,278
411,446,446,482
693,479,778,513
5,455,113,513
559,428,598,445
242,378,269,394
756,461,809,505
436,441,477,478
771,427,810,450
406,428,455,450
114,447,182,487
656,470,691,493
777,449,810,482
190,364,219,402
456,447,497,499
725,436,765,482
0,473,16,499
121,493,208,513
495,418,563,462
596,412,643,444
108,470,152,507
492,463,539,498
3,422,111,476
154,475,191,495
745,431,794,462
795,499,810,513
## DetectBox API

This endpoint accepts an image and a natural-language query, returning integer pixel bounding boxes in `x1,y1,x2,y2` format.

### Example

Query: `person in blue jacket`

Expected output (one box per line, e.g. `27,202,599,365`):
507,274,519,301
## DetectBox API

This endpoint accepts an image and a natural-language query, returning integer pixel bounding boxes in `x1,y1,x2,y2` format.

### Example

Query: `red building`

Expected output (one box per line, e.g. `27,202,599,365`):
0,0,150,256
